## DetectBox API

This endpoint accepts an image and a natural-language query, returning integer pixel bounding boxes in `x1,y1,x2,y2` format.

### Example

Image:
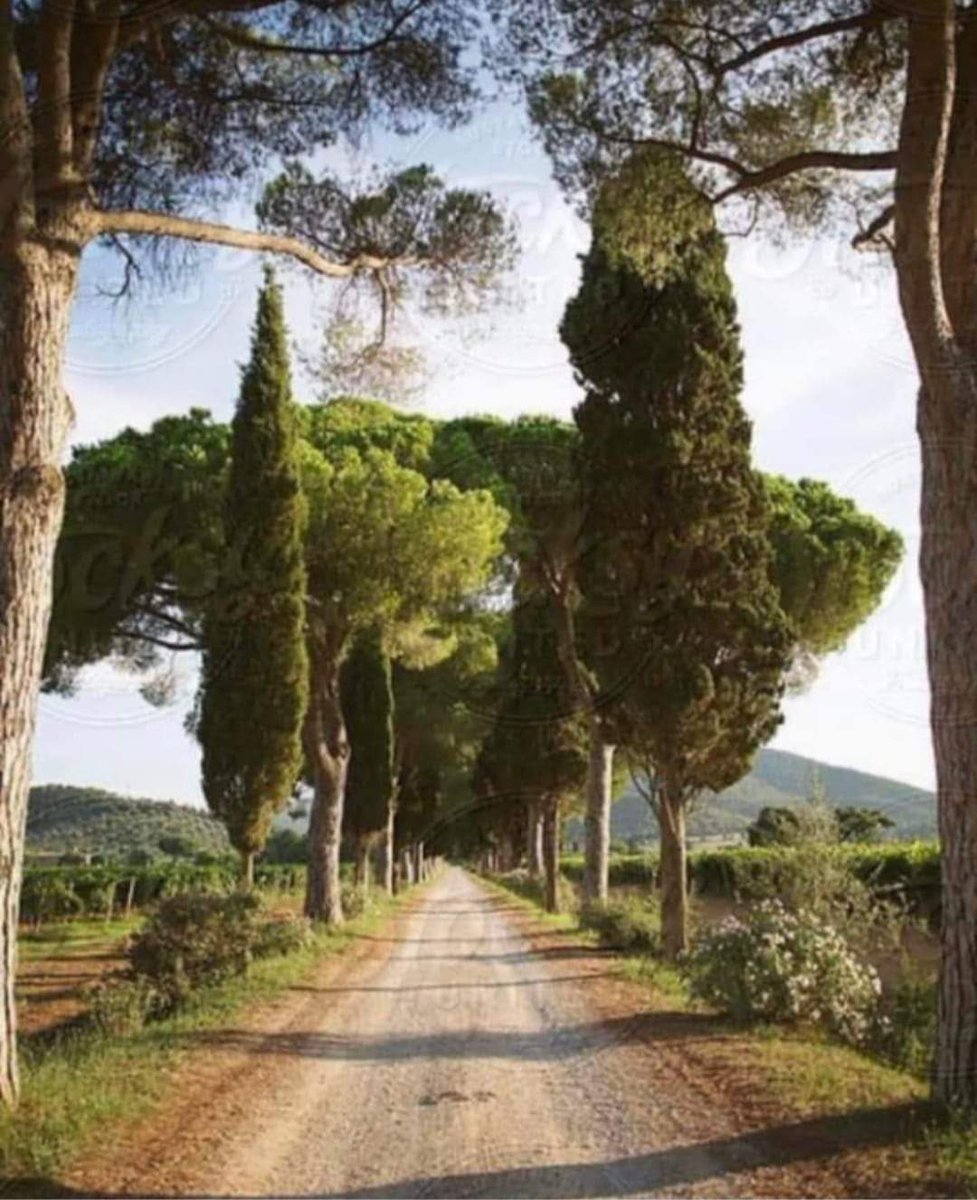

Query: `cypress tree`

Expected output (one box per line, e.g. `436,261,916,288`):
199,271,309,883
562,153,791,956
341,629,395,892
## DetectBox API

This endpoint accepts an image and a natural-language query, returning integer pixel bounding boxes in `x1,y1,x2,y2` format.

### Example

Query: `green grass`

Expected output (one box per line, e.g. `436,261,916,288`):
0,885,420,1191
19,918,141,963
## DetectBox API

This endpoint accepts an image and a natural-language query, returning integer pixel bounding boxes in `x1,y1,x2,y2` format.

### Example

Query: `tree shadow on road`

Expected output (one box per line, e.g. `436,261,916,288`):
306,1101,947,1199
185,1011,736,1064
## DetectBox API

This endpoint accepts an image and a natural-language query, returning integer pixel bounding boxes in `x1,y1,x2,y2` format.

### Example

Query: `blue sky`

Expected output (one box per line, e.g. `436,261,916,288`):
34,104,931,802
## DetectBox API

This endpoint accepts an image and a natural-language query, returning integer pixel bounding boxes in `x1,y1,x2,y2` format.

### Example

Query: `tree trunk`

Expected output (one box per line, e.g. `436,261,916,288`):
303,643,349,925
241,850,255,890
893,1,977,1103
354,836,371,893
381,803,395,895
658,783,688,960
400,848,415,887
413,841,424,884
526,803,544,877
582,731,614,908
0,241,80,1106
542,797,561,914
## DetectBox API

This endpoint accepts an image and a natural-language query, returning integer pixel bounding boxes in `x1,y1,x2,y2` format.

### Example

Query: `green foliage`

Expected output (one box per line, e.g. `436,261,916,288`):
251,915,313,959
837,807,895,844
89,978,161,1038
747,806,804,847
258,162,517,331
873,975,937,1077
686,901,883,1046
764,476,903,660
20,860,304,926
20,873,82,926
473,589,587,845
199,273,308,860
506,2,901,232
580,897,660,955
128,892,264,1009
262,828,308,864
25,785,234,861
563,158,790,806
299,423,508,657
46,409,227,688
342,629,395,842
559,841,941,918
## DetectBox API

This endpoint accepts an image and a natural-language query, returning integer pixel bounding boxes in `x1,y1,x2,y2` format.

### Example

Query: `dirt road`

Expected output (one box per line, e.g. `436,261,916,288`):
66,868,934,1198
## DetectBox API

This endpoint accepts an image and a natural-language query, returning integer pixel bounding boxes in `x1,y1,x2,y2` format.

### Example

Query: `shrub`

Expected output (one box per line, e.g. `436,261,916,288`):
581,898,660,955
128,892,263,1009
253,915,312,959
89,977,161,1036
685,900,882,1045
872,974,937,1076
20,873,82,926
340,881,369,920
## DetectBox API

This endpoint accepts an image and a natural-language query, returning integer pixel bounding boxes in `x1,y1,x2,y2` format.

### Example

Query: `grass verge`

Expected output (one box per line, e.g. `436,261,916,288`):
1,883,423,1192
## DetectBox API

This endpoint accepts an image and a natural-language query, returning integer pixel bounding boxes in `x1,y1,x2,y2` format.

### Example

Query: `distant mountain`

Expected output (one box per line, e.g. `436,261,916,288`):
568,749,936,847
26,784,231,860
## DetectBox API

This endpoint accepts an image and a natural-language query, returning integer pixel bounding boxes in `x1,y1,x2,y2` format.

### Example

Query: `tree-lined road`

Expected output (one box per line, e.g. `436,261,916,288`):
63,870,901,1198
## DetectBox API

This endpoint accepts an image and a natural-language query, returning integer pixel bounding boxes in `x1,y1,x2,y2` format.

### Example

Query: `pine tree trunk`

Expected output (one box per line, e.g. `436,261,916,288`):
582,731,614,908
400,848,415,887
354,837,371,893
303,644,348,925
382,803,395,894
894,1,977,1103
241,851,255,890
658,783,688,960
526,803,544,876
0,241,79,1106
542,797,561,914
413,841,424,884
915,363,977,1102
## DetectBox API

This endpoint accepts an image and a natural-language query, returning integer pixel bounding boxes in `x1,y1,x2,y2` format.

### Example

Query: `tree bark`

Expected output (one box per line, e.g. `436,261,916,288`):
400,848,415,887
0,239,79,1106
354,836,371,893
241,850,254,890
542,797,561,913
658,782,688,960
526,803,544,876
893,0,977,1104
582,731,614,908
303,641,349,925
381,803,395,894
413,840,424,884
548,579,615,908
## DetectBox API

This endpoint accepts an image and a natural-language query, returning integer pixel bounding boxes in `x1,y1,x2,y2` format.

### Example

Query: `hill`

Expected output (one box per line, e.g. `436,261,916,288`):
26,784,231,860
568,748,936,848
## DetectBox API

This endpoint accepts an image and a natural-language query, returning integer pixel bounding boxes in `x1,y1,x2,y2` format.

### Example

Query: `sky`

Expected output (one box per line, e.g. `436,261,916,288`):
32,102,933,803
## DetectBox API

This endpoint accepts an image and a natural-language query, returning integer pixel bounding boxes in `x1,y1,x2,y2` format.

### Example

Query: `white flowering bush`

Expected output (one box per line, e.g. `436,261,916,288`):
685,900,882,1045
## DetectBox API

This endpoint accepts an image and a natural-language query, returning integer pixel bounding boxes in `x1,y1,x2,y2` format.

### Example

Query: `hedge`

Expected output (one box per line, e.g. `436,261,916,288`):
559,842,941,916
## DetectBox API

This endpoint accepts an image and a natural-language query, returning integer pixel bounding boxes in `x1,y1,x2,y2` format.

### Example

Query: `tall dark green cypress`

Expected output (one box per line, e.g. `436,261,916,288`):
561,153,791,956
341,629,395,891
199,270,308,883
